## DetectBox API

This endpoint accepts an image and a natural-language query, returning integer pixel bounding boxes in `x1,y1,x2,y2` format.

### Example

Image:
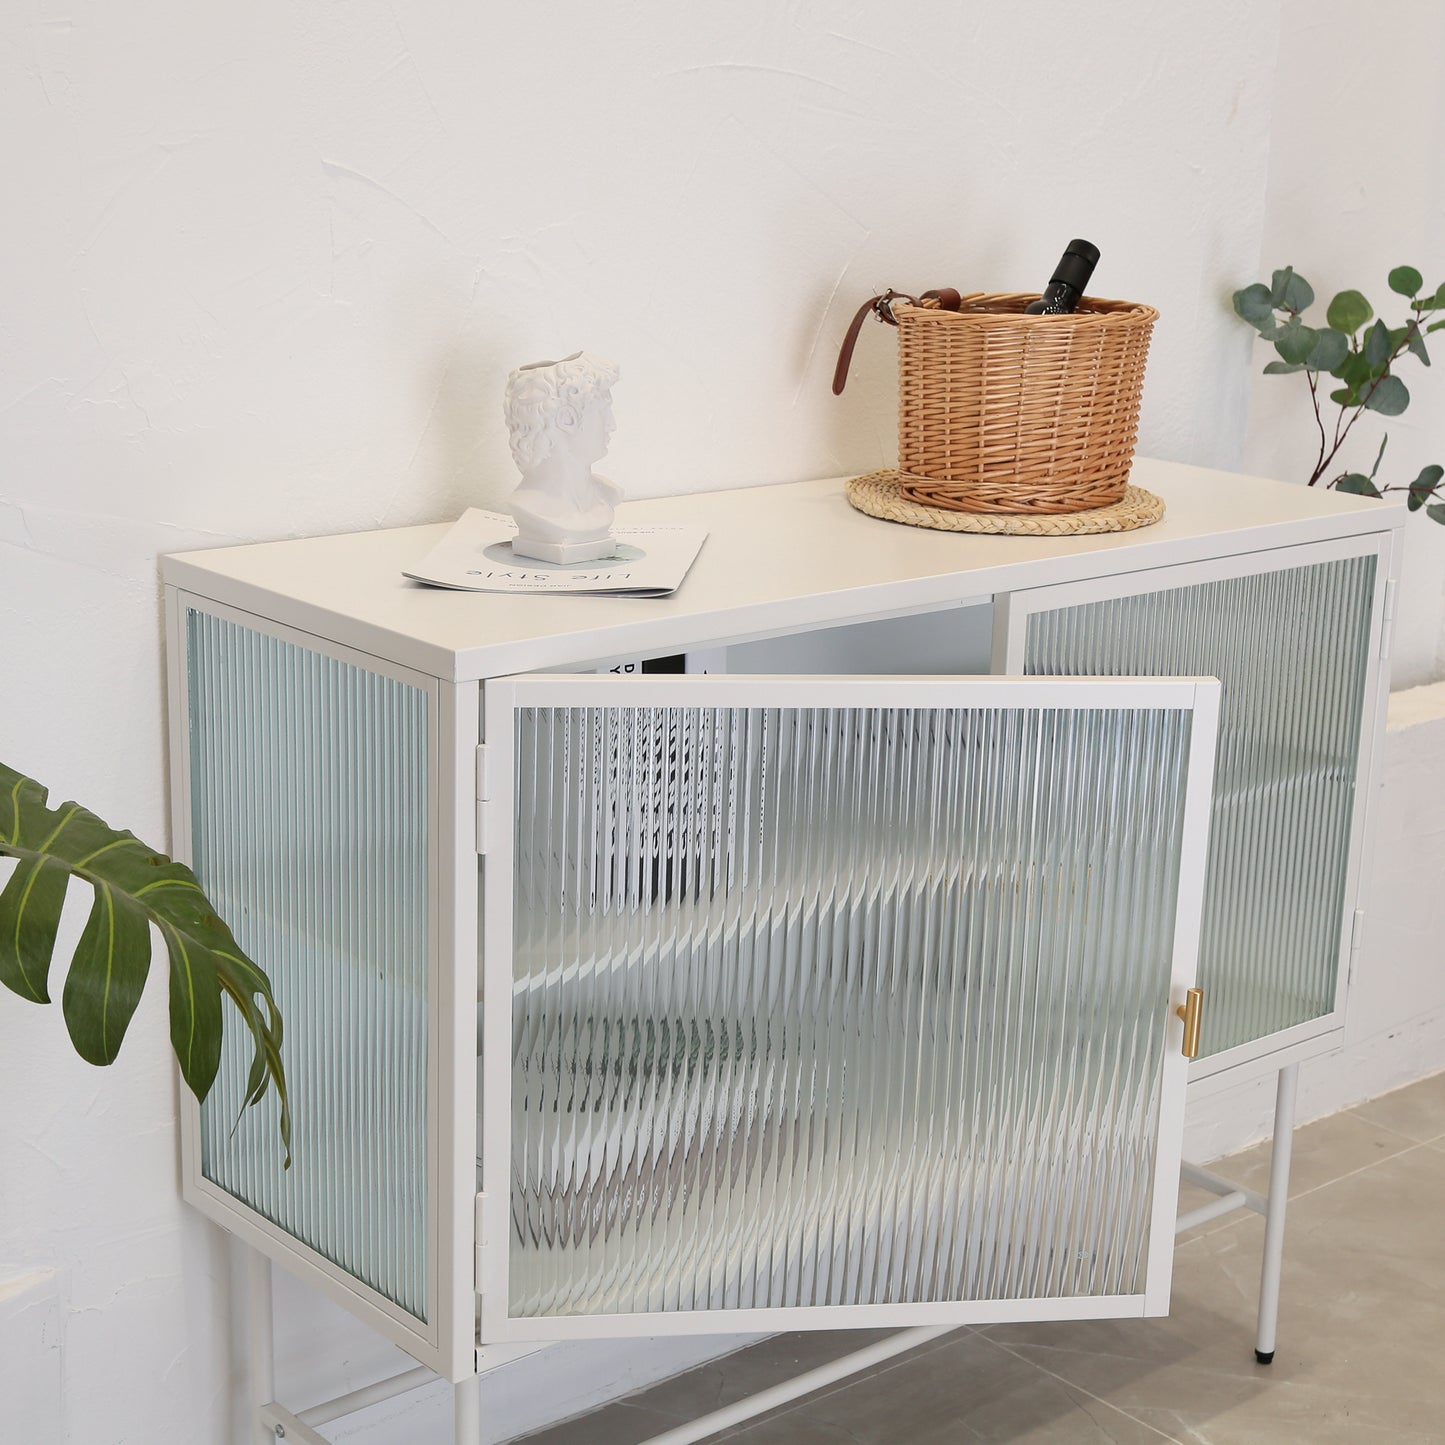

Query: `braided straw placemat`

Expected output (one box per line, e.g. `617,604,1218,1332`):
847,469,1164,535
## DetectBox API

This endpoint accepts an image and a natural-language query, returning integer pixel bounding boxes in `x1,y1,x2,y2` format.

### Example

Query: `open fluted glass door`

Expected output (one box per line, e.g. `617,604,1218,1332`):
478,675,1219,1344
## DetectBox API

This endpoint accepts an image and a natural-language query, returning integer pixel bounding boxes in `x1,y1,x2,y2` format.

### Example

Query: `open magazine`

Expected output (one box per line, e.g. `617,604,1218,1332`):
402,509,708,598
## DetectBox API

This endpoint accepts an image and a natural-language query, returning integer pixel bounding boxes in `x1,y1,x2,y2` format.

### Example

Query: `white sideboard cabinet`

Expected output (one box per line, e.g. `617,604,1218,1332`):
162,459,1401,1444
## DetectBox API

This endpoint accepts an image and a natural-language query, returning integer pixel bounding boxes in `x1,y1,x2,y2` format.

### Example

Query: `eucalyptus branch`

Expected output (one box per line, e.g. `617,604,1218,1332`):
1339,323,1417,436
1306,368,1328,484
1234,265,1445,521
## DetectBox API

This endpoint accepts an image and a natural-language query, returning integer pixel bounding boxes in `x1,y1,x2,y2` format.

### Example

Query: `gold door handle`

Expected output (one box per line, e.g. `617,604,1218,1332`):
1175,988,1204,1059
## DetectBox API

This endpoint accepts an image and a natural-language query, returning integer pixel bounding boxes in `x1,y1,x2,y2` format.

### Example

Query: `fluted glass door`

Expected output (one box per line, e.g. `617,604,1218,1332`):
478,675,1218,1342
1001,537,1387,1067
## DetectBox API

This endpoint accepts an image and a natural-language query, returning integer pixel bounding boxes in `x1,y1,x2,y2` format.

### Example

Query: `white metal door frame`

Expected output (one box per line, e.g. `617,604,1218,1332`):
993,531,1393,1084
477,673,1220,1344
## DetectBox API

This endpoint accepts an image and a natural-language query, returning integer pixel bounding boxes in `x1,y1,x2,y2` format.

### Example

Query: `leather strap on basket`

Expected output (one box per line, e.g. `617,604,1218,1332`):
832,287,962,395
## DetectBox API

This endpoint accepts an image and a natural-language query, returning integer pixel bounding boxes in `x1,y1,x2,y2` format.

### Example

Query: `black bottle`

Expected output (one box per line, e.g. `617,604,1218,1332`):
1023,239,1100,314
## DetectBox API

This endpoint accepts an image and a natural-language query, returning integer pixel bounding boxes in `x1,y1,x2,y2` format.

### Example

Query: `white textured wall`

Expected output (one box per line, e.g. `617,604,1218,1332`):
1243,0,1445,687
11,1,1436,1441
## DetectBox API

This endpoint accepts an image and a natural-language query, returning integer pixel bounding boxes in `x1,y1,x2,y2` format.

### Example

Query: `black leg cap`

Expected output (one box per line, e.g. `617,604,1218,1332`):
1255,1349,1275,1365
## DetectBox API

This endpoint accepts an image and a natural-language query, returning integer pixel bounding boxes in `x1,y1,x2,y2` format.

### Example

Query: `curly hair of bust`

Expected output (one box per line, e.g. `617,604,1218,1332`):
504,352,620,471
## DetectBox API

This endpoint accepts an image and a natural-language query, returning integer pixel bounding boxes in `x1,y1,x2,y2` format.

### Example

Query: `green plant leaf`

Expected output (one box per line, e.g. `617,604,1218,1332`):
1369,433,1389,480
1365,319,1394,369
1233,283,1278,334
1274,322,1319,365
1263,360,1306,374
1270,267,1314,312
62,881,150,1067
1428,503,1445,526
1329,386,1356,406
1335,473,1383,496
1365,374,1410,415
0,854,68,1003
0,762,290,1163
1407,325,1431,366
1308,329,1349,372
1389,266,1424,298
163,919,223,1106
1407,464,1444,511
1427,319,1445,333
1327,290,1373,334
1334,351,1373,388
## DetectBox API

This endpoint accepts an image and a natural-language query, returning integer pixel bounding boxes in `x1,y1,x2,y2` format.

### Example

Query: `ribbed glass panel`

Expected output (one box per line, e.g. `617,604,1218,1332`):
1023,556,1375,1057
187,609,430,1320
509,703,1193,1318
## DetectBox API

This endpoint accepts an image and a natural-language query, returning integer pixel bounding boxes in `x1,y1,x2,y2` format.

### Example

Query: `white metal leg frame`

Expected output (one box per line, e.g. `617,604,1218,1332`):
244,1252,478,1445
243,1249,949,1445
1175,1063,1300,1365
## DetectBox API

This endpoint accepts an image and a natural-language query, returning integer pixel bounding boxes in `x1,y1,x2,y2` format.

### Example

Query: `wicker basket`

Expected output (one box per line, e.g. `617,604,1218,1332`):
894,292,1157,515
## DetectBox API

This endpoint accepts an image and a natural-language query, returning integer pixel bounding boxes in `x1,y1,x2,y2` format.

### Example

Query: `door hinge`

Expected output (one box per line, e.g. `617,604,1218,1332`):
1381,579,1398,661
475,744,494,855
474,1191,488,1296
1348,907,1366,986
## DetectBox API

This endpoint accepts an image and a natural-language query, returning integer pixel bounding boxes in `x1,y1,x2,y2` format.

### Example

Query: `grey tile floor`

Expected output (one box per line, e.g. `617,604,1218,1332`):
518,1069,1445,1444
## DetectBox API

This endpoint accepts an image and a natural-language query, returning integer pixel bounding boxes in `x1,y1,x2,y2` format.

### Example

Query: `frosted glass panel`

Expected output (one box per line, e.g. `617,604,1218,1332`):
187,610,431,1320
1023,556,1375,1057
509,702,1193,1319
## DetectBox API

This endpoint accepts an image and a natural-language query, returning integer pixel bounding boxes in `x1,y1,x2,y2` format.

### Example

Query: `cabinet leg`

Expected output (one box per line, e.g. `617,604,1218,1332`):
246,1248,276,1443
455,1374,480,1444
1255,1063,1299,1364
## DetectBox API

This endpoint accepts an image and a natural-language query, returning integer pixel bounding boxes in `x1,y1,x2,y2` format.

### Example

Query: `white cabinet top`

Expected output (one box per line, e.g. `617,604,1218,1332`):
162,459,1403,682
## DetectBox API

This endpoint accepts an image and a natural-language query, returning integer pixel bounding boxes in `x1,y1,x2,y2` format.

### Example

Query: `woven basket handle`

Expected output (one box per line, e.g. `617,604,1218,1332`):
831,288,962,395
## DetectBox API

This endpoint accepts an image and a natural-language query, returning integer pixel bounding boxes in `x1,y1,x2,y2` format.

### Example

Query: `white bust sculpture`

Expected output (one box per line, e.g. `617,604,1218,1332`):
503,351,623,564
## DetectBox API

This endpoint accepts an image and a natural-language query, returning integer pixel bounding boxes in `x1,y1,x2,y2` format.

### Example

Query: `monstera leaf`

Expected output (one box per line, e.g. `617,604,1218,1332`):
0,761,289,1163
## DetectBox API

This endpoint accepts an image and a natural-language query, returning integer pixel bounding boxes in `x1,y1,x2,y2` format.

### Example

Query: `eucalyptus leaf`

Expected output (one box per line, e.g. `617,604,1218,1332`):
1335,473,1382,496
0,763,290,1162
1428,503,1445,526
1327,290,1373,335
1263,360,1306,374
1407,464,1444,511
1233,283,1278,334
1335,352,1373,388
1365,319,1394,369
1428,319,1445,334
1274,322,1319,366
1389,266,1424,298
1364,374,1410,416
1308,329,1349,372
1271,267,1314,312
1369,433,1389,480
1407,324,1431,366
1329,385,1356,406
